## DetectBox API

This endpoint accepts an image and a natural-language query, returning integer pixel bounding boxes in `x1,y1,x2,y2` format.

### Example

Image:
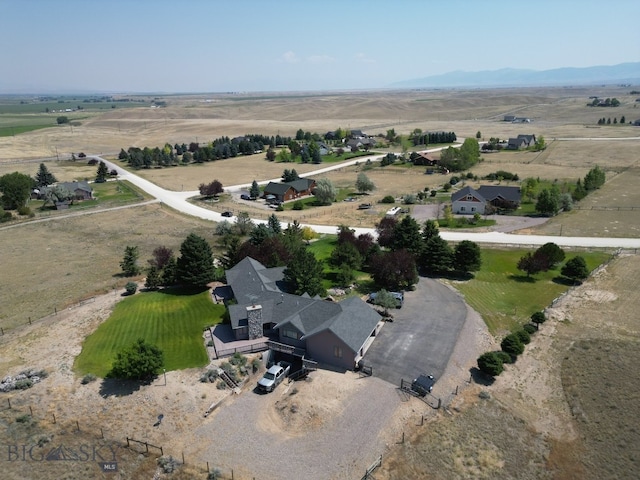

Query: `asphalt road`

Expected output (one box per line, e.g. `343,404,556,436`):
362,278,467,386
93,155,640,249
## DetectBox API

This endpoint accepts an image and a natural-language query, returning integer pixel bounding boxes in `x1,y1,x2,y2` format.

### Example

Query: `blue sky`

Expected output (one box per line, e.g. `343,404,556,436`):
1,0,639,93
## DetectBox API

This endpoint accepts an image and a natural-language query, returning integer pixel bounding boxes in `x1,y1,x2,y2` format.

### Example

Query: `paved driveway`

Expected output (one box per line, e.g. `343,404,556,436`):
362,277,468,385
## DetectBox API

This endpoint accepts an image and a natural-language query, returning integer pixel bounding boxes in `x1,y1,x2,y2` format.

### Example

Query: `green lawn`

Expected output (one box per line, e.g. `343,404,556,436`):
307,235,370,291
0,124,53,137
74,288,225,377
453,249,611,334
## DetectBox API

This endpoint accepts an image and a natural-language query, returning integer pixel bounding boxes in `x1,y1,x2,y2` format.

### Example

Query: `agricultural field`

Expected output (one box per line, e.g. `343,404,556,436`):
1,86,639,479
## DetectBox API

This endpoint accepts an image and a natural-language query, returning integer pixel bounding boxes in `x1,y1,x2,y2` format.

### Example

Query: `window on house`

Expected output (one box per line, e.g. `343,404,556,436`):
460,206,466,212
283,328,300,340
334,346,342,358
471,207,476,212
466,195,473,201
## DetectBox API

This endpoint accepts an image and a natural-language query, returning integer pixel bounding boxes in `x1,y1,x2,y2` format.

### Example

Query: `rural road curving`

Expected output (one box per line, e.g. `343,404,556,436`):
93,155,640,249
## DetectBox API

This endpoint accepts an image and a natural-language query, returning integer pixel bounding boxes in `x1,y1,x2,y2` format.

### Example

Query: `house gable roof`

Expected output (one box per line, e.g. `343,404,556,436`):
225,257,381,349
263,182,293,196
451,186,485,203
477,185,521,203
287,178,315,192
305,296,381,353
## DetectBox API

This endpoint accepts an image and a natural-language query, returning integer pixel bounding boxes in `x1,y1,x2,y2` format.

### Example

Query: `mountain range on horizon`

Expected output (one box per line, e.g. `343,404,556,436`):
390,62,640,89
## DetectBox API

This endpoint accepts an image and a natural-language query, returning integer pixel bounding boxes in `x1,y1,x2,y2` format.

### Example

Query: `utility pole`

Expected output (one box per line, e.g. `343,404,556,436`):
55,146,59,161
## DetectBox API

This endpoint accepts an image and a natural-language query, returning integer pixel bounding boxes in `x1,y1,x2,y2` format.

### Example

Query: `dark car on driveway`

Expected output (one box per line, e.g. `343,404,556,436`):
221,211,233,217
411,374,435,396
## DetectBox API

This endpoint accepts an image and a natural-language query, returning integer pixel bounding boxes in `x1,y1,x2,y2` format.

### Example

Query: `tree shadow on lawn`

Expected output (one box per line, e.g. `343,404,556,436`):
155,286,210,296
508,274,537,283
552,276,578,286
99,377,155,398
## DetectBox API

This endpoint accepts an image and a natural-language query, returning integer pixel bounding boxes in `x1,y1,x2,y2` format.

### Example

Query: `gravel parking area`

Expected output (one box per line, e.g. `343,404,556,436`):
193,371,401,480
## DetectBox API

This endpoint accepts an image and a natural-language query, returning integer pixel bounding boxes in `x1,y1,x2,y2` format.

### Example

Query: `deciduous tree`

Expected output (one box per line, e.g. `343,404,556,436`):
370,250,418,290
0,172,34,209
312,178,336,205
355,173,375,194
108,338,164,381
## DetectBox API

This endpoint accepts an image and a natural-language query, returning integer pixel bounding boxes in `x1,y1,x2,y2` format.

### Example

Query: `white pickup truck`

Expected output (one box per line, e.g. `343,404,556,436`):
257,361,291,393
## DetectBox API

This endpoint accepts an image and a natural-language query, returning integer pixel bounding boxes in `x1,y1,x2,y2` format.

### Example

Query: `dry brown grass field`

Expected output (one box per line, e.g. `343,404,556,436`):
379,255,640,480
1,86,639,479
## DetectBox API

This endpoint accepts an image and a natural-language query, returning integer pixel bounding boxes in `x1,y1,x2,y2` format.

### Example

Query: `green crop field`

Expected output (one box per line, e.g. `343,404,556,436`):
453,248,611,333
74,288,225,377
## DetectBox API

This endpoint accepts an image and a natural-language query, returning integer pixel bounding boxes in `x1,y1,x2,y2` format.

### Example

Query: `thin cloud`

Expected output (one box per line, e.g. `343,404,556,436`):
355,53,375,64
278,51,300,63
307,54,335,64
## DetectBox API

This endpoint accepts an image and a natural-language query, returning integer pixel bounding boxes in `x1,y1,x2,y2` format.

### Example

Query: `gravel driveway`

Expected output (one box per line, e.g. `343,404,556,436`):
194,376,400,480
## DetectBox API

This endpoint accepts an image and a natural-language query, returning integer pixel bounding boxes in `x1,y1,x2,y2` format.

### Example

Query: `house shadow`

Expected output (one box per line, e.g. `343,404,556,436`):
99,377,152,398
469,367,496,386
508,274,536,283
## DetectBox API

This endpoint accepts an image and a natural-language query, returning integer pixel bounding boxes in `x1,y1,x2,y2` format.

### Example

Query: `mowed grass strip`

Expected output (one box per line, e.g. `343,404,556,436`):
453,249,611,334
74,288,224,377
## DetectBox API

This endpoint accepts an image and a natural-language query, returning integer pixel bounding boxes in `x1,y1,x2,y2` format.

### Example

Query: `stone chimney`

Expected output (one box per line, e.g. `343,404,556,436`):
246,305,263,340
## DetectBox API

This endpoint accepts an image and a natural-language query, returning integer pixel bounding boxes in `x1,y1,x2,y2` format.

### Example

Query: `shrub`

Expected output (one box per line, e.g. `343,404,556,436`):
442,183,452,192
449,176,460,185
17,206,32,216
515,329,531,345
157,456,179,474
531,311,546,329
495,351,512,364
216,380,227,390
477,352,504,376
523,324,537,335
276,205,284,211
293,200,304,210
430,189,437,197
229,352,248,367
501,333,525,356
16,414,32,424
124,282,137,295
403,194,417,204
14,378,33,390
81,373,97,385
251,357,262,373
200,369,219,383
380,195,395,204
0,209,13,223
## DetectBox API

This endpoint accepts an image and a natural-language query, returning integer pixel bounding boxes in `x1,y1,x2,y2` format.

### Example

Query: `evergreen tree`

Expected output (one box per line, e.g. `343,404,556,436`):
120,246,141,276
561,256,589,284
176,233,216,288
453,240,482,273
283,249,324,296
96,161,109,183
267,213,282,235
250,180,260,199
535,188,560,216
422,219,440,242
145,265,161,290
34,163,57,187
161,256,178,286
420,235,453,275
391,216,423,255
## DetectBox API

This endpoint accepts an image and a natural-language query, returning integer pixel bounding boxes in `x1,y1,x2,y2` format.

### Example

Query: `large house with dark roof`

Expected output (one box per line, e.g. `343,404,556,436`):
452,185,521,214
225,257,383,371
262,178,316,203
507,134,536,150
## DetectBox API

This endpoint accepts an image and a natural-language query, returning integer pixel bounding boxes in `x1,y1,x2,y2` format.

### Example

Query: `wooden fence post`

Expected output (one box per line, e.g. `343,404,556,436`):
182,452,185,464
145,442,149,454
29,406,33,417
126,437,130,448
7,398,10,409
76,420,80,431
52,413,56,424
207,461,209,473
100,428,104,439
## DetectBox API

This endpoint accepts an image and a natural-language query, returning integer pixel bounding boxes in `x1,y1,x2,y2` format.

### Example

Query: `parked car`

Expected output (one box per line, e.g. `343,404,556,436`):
257,361,291,393
221,211,233,217
411,374,435,396
240,194,255,200
358,203,372,210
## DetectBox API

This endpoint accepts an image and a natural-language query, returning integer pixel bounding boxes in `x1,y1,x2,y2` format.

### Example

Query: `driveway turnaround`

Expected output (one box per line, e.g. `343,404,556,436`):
363,277,467,386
